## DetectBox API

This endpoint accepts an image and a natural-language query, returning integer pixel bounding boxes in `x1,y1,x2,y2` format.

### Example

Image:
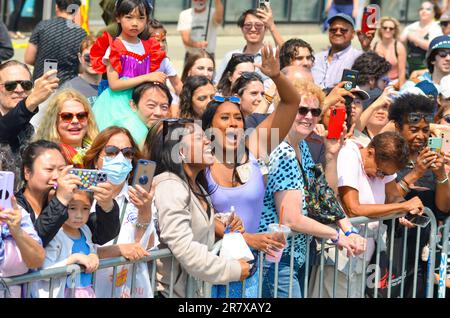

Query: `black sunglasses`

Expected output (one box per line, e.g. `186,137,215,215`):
298,106,322,117
407,112,434,124
437,50,450,58
440,21,449,28
104,145,136,159
329,27,349,34
0,80,33,91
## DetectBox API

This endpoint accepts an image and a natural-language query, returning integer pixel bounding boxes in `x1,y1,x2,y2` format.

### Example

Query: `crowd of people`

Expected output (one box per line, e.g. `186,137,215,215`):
0,0,450,298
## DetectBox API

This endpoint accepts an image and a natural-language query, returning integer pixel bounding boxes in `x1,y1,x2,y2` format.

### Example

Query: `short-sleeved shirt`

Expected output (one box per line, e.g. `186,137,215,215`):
61,76,99,107
258,141,315,266
177,8,217,54
29,17,87,84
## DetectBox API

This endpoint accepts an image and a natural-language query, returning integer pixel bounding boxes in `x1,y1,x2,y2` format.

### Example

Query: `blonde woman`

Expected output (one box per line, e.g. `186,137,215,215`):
34,89,98,167
372,17,407,88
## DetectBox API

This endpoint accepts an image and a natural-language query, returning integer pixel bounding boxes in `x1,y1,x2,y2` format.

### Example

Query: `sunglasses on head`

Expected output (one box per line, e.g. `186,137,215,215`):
437,50,450,58
298,106,321,117
242,22,265,32
59,112,89,123
442,114,450,124
104,145,136,160
329,27,349,34
0,80,33,91
240,71,263,81
212,95,241,104
407,112,434,124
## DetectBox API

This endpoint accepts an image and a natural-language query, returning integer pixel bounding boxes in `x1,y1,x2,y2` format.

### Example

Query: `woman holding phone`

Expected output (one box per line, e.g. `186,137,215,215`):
83,126,156,298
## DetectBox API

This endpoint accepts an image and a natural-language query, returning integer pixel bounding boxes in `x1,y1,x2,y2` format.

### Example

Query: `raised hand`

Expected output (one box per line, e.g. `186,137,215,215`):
90,181,114,212
254,44,280,79
56,166,82,206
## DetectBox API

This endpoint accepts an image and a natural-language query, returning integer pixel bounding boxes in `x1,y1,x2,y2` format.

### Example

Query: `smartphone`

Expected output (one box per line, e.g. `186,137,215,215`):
440,131,450,153
341,69,359,129
132,159,156,193
0,171,14,210
405,214,431,228
258,0,270,11
327,107,346,139
69,169,108,191
428,137,443,153
361,5,379,33
43,59,58,79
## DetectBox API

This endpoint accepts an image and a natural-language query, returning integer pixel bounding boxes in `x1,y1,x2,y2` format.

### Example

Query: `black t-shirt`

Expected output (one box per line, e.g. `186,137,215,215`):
333,0,353,5
29,17,87,85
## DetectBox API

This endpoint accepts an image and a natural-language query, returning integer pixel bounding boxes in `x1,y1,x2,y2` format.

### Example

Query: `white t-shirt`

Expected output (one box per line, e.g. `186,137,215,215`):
177,8,218,54
102,39,146,65
157,57,177,77
401,21,443,43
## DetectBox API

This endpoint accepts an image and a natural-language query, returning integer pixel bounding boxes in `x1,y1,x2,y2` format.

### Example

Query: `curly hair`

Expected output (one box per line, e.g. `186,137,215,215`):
388,93,437,127
34,89,99,146
179,75,214,119
351,52,392,86
279,38,315,69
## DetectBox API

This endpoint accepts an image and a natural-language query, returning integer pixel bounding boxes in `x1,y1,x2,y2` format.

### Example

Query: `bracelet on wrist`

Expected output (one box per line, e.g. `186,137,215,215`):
345,226,360,237
331,228,340,244
135,222,151,230
398,179,411,194
436,176,449,184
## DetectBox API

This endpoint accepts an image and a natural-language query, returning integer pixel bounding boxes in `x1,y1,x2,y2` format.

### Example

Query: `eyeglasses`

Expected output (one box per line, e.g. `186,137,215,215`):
242,22,265,32
59,112,89,123
0,80,33,91
329,27,349,34
442,114,450,124
83,53,91,63
375,168,390,178
407,112,434,124
382,26,395,31
297,106,322,117
437,50,450,58
104,145,136,160
440,21,449,28
240,71,263,81
212,95,241,104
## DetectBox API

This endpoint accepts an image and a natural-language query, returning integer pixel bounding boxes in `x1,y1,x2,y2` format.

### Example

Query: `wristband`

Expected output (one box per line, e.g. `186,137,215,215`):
436,176,449,184
135,222,150,230
331,228,340,244
345,226,360,237
398,179,410,194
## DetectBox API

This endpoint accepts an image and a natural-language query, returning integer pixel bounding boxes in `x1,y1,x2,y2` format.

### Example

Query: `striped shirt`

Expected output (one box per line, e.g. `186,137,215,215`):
29,17,87,85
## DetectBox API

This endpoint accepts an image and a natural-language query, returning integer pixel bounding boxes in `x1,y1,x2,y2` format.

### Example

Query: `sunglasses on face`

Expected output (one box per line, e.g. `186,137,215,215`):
212,95,241,104
443,114,450,124
437,50,450,58
242,23,265,32
298,106,321,117
104,145,136,159
0,80,33,91
329,27,349,35
407,112,434,124
59,112,89,123
382,26,395,31
83,53,91,63
440,21,449,28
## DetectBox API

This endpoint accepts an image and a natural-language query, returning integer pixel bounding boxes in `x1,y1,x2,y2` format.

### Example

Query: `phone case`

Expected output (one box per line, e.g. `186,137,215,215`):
405,214,431,228
327,108,346,139
0,171,14,210
441,131,450,153
69,169,108,191
361,6,378,33
132,160,156,192
428,137,443,152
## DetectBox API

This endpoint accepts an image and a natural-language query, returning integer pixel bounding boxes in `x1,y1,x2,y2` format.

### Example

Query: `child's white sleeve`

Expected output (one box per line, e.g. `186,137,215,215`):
156,58,177,77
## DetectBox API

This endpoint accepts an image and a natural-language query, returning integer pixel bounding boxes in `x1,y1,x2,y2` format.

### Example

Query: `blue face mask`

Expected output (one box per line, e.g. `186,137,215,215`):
102,152,133,185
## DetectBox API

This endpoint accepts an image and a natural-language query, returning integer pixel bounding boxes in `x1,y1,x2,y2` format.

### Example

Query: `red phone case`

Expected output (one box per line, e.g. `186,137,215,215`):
361,6,377,33
327,108,346,139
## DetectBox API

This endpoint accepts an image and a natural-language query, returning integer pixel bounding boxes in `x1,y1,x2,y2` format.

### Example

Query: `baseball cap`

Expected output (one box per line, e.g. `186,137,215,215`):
327,13,356,29
426,35,450,59
353,86,370,100
406,80,439,100
440,75,450,99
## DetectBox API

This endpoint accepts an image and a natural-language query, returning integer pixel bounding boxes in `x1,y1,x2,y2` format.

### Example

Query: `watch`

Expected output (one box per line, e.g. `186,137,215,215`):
345,226,360,237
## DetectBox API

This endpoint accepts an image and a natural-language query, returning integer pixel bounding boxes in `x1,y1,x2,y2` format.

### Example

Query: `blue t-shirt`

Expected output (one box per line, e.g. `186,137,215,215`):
68,231,92,288
258,140,315,266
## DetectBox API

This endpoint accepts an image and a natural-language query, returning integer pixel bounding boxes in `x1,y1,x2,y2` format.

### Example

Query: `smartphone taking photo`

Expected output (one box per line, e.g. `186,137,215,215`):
405,213,431,228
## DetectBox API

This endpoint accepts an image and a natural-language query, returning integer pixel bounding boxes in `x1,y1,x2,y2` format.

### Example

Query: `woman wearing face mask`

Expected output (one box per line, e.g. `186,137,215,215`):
34,89,99,167
230,71,268,117
15,140,120,248
179,76,216,120
83,126,155,298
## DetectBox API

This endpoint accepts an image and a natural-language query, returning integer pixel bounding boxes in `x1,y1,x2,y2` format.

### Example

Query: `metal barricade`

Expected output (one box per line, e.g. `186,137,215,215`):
206,208,437,299
437,217,450,298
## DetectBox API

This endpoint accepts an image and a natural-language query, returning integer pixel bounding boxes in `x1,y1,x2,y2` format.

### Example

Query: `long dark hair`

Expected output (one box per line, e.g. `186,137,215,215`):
146,122,214,199
114,0,152,39
179,76,214,119
181,50,215,83
217,54,254,96
201,101,250,186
